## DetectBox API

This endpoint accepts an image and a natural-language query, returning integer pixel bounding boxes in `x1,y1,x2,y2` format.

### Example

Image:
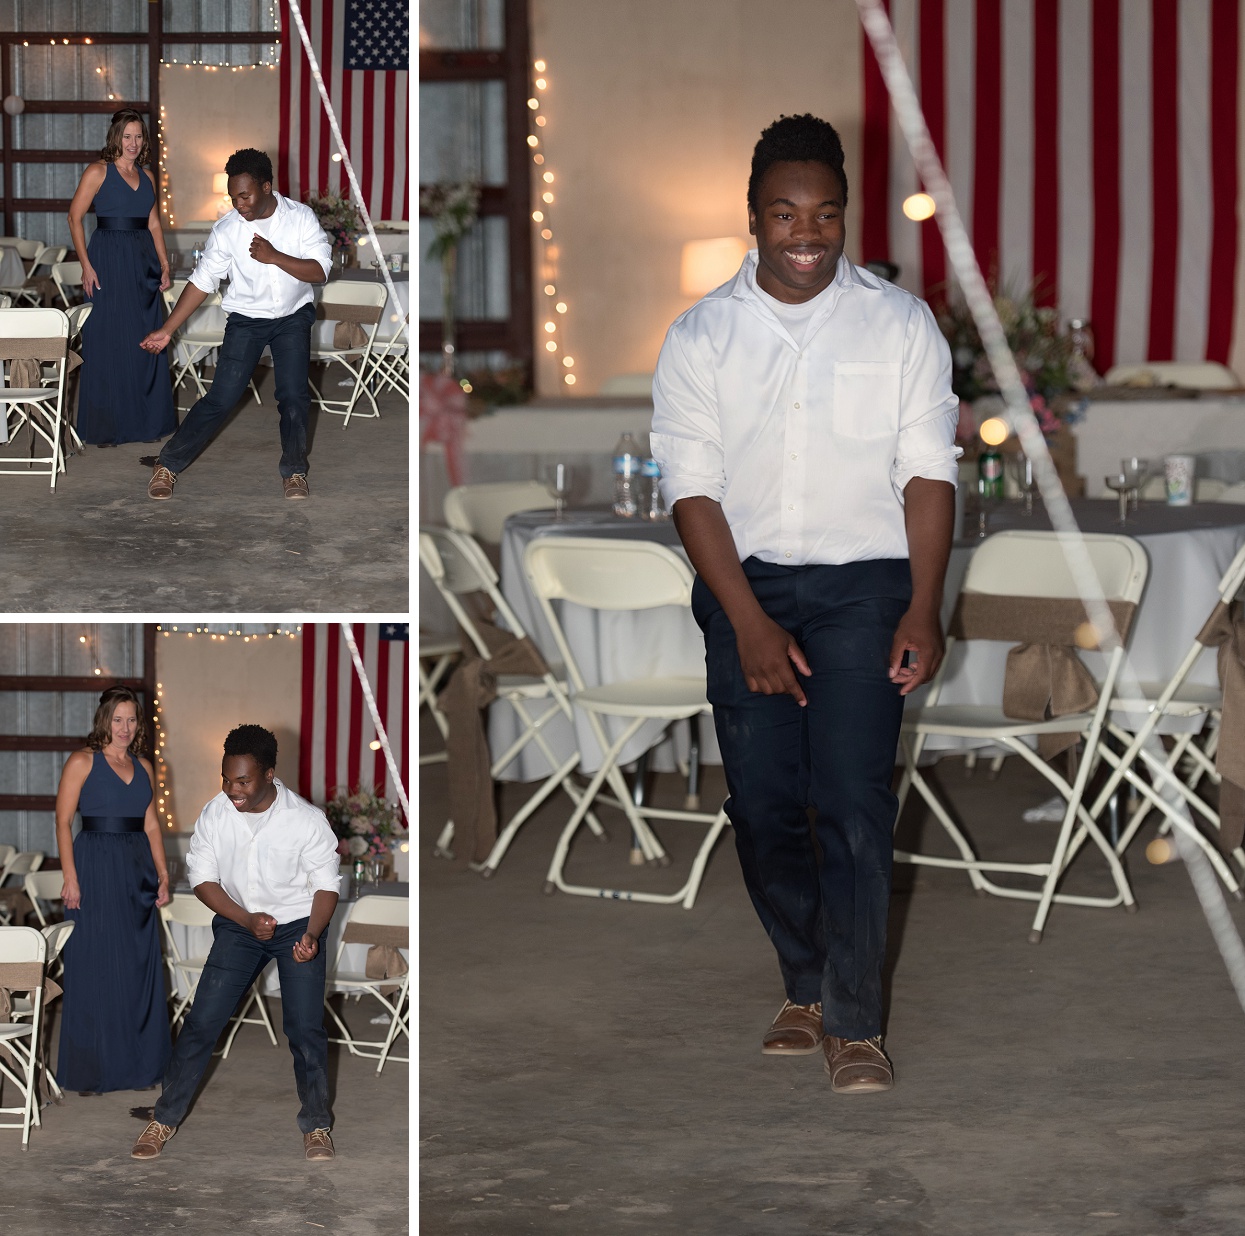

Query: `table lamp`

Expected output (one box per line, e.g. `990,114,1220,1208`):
680,237,749,298
213,172,231,218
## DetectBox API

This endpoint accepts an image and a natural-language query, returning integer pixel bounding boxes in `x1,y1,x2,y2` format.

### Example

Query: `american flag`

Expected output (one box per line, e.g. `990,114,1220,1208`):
278,0,410,223
861,0,1239,374
298,623,410,813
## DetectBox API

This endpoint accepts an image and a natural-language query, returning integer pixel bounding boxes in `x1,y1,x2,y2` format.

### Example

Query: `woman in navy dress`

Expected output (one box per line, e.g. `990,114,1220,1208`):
67,107,177,445
54,686,170,1095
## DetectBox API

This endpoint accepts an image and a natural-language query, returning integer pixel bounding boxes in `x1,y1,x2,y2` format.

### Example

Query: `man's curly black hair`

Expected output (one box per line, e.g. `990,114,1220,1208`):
223,724,278,772
224,147,274,186
748,114,848,213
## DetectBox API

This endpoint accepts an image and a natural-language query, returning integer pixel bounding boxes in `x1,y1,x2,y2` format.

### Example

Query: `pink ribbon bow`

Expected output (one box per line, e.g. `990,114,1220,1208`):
419,372,469,487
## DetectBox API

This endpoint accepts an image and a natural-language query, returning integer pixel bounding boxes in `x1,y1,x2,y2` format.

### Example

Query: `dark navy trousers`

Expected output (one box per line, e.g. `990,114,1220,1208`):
693,556,912,1040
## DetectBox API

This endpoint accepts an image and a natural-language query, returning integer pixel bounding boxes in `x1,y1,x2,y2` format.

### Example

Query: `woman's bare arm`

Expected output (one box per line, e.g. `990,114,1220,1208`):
54,749,93,908
66,162,107,297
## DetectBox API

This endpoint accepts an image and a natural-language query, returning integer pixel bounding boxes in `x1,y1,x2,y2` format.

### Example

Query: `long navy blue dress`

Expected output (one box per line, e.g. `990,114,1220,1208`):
56,751,170,1093
76,161,177,445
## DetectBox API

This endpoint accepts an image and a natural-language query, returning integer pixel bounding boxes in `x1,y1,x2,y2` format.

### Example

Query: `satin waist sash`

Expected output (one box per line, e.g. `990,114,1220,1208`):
80,815,146,833
94,217,149,231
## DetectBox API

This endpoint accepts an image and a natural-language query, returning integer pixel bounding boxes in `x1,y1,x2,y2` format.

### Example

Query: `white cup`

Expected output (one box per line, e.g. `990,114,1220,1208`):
1164,454,1196,506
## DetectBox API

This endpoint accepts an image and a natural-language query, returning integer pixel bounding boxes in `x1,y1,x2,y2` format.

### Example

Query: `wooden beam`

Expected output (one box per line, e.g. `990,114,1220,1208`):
143,622,158,763
419,320,513,353
3,34,150,46
2,32,11,237
419,50,507,81
6,151,102,162
0,796,57,812
0,676,146,692
418,185,509,216
12,101,150,114
0,736,87,752
504,0,535,385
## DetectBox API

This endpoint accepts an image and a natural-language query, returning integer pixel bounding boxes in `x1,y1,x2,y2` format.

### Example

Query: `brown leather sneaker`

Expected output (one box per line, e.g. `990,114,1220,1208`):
761,999,824,1055
304,1128,335,1161
824,1036,894,1093
283,473,309,500
131,1119,177,1159
147,464,175,500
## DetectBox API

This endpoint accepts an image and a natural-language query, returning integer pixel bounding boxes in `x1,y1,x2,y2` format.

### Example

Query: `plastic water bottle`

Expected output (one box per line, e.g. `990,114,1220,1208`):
612,432,640,517
641,455,666,520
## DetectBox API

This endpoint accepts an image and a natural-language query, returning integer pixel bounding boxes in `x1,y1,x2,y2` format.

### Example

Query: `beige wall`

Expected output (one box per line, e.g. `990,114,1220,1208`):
529,0,864,395
156,634,302,832
159,64,282,225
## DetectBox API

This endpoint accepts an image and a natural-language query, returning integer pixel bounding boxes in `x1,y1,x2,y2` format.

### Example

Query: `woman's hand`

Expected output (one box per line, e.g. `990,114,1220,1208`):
158,264,170,293
155,876,170,907
62,877,81,910
81,265,100,299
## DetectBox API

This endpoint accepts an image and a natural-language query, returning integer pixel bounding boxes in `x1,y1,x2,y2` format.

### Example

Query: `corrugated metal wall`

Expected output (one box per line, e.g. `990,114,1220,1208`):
0,623,145,854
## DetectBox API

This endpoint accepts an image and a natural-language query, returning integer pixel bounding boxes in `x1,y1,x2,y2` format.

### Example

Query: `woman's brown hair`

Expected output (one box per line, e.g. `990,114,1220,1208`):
86,686,148,755
99,108,151,166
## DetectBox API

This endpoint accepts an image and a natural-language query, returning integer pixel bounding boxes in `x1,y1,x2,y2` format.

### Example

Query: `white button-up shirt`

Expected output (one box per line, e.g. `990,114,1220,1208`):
190,192,332,319
185,778,341,924
650,251,961,566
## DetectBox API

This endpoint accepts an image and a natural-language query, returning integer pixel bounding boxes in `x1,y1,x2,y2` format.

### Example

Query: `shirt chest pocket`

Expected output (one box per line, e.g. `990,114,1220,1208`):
266,845,305,887
832,361,902,440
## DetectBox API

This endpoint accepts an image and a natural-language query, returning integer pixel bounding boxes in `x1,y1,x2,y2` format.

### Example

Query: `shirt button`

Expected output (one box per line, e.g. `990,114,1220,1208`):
794,402,801,409
785,552,792,558
788,504,795,511
791,453,797,460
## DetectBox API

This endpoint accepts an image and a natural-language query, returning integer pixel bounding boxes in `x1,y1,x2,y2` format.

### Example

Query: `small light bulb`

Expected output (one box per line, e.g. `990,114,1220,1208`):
532,210,544,222
369,740,382,751
902,192,936,222
535,77,547,90
527,97,539,110
526,135,538,148
544,284,556,295
540,228,552,240
979,416,1010,446
542,171,554,183
534,59,547,71
533,154,545,165
544,321,556,333
545,340,557,352
563,356,575,368
536,116,546,127
564,374,577,385
331,152,342,162
555,302,567,313
542,191,554,203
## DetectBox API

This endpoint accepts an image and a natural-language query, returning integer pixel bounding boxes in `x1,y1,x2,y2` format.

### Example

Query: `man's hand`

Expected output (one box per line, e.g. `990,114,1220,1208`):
250,235,279,264
140,329,171,354
292,933,319,963
737,613,811,706
247,912,277,940
888,606,944,696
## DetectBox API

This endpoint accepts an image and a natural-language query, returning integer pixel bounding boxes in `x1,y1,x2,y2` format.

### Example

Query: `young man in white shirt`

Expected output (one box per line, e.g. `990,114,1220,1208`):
139,148,332,501
650,114,960,1093
131,724,342,1161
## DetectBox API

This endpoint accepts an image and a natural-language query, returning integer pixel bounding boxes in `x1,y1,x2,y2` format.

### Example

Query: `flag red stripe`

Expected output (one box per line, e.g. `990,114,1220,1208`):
346,622,365,792
298,626,316,799
361,75,375,215
971,0,1002,281
1146,0,1180,361
278,18,294,197
317,0,336,195
860,0,891,264
1206,0,1239,363
373,637,390,792
1031,0,1061,306
298,0,313,207
918,0,946,303
324,624,339,798
339,66,354,197
381,71,397,220
1090,0,1121,373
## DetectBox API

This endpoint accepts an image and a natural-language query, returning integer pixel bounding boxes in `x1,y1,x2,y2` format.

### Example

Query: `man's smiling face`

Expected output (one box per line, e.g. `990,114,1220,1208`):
221,753,276,813
748,160,846,304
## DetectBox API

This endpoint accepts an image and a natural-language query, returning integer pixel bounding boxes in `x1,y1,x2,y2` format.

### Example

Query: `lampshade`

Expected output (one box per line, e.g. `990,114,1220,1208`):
680,237,749,297
212,172,230,194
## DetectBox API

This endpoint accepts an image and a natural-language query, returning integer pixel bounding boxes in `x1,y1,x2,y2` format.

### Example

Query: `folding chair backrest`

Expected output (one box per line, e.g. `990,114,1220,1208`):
31,245,66,274
962,531,1147,605
0,925,45,964
0,844,14,872
23,871,62,922
1,852,43,884
524,537,696,611
7,239,39,261
418,526,533,660
348,894,409,926
40,920,74,963
52,260,82,301
0,307,69,345
161,892,215,929
65,302,91,343
444,481,551,543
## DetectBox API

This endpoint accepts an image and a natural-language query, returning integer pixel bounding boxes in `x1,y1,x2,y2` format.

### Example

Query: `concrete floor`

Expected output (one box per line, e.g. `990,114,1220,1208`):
420,742,1245,1235
2,993,409,1235
0,368,408,612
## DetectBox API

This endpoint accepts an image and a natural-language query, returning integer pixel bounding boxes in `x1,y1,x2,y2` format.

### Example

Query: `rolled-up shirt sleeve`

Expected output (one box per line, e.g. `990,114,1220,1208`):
302,814,343,895
188,224,231,296
892,300,963,495
650,320,727,507
184,813,220,889
300,210,333,282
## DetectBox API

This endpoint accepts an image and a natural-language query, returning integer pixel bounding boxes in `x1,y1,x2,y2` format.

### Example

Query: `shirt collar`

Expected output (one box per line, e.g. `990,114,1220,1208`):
729,249,862,305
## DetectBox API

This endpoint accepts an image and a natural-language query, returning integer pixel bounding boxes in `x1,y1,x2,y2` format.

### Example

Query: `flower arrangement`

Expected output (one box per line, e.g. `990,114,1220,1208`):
936,280,1096,437
305,189,363,253
419,180,480,374
324,787,406,862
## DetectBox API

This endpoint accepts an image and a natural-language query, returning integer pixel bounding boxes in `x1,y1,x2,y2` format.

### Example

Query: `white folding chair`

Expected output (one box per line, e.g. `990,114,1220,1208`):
13,245,66,306
162,279,262,411
22,871,63,930
895,530,1149,942
0,307,71,488
0,850,43,888
0,926,46,1148
158,895,278,1059
444,481,552,544
323,894,409,1073
418,632,458,766
360,312,409,400
0,846,14,875
50,260,82,308
309,282,388,425
9,921,74,1105
524,536,732,909
419,525,606,875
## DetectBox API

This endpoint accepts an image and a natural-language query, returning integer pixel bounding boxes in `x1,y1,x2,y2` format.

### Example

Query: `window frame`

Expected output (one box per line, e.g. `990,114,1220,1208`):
418,0,534,387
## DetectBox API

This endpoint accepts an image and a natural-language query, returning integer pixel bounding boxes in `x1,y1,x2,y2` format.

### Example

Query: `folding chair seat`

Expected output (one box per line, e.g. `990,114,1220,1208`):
895,530,1149,942
323,894,409,1073
524,536,731,909
158,895,278,1059
0,926,47,1148
0,307,71,488
418,632,458,766
309,282,388,425
420,525,605,875
1062,541,1245,892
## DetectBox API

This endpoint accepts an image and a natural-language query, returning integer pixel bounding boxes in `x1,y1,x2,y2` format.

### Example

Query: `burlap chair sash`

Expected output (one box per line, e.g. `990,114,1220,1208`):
1196,599,1245,851
439,610,553,866
21,275,57,307
316,301,382,350
1,336,71,392
0,962,59,1066
342,922,408,994
949,594,1138,758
